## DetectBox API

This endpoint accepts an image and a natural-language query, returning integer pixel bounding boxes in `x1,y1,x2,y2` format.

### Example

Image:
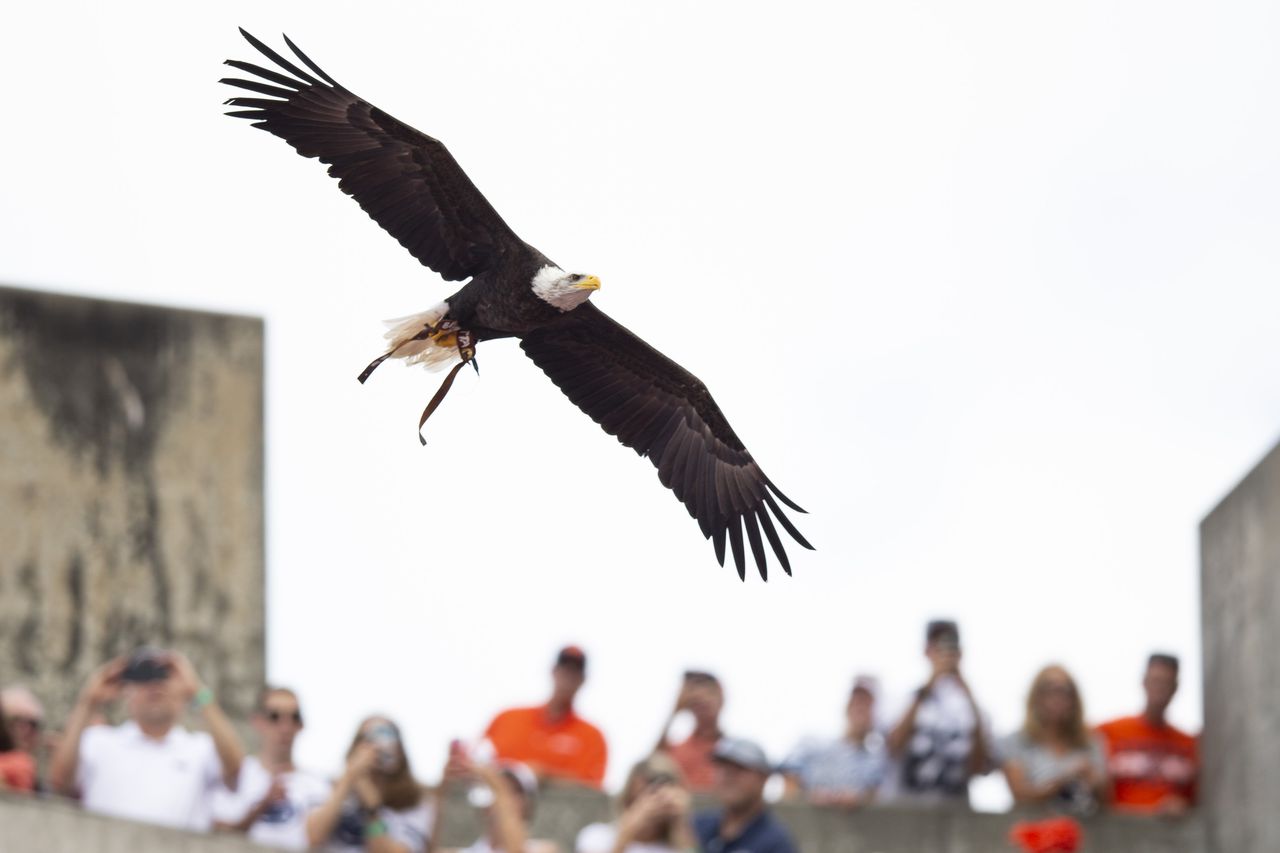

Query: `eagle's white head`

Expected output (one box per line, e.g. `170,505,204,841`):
532,265,601,312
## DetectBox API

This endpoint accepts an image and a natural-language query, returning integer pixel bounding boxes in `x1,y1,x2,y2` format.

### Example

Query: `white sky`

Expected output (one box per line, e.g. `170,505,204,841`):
3,1,1279,811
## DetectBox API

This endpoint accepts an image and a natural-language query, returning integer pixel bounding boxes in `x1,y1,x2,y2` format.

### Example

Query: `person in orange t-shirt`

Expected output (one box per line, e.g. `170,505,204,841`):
1096,653,1198,815
654,671,724,792
483,646,607,788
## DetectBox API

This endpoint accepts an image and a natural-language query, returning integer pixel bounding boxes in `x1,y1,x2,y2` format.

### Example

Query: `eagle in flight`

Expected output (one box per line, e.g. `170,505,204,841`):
222,29,813,580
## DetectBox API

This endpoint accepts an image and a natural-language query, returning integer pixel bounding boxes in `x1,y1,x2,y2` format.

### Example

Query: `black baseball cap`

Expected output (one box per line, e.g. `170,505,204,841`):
555,645,587,672
926,620,960,647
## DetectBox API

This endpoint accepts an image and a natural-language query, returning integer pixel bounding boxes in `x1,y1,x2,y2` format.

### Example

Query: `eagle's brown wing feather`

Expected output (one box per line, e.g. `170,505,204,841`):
223,30,527,281
520,304,812,580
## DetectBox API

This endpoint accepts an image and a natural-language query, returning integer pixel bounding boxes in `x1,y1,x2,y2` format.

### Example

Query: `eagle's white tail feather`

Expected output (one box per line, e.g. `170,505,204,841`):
381,302,461,373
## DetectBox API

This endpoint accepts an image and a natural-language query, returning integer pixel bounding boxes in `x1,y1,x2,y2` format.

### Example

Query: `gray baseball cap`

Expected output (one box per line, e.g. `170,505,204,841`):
711,737,772,774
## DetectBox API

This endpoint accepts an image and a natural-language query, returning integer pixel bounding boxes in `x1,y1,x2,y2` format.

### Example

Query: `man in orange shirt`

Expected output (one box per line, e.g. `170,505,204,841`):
1096,653,1198,815
483,646,607,788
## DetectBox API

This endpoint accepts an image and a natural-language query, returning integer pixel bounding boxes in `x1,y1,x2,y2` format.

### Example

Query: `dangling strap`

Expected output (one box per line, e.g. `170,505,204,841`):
417,360,468,446
357,351,395,384
357,325,438,384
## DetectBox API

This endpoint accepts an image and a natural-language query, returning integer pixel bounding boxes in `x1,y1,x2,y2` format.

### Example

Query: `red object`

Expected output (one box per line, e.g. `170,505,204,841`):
664,731,719,792
0,751,36,792
1009,817,1083,853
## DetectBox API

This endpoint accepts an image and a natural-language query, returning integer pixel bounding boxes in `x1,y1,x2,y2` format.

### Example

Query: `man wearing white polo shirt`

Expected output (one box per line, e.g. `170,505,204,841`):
49,647,245,832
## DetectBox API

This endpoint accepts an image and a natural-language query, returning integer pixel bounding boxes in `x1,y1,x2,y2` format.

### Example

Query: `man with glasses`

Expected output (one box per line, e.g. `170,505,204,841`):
214,686,332,850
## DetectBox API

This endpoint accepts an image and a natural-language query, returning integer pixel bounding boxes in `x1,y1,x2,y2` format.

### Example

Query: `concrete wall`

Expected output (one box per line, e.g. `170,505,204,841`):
0,286,265,723
1200,437,1280,853
0,789,1205,853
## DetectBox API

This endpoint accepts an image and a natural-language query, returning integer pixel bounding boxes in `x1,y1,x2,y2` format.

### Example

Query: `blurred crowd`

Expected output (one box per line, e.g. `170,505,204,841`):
0,621,1198,853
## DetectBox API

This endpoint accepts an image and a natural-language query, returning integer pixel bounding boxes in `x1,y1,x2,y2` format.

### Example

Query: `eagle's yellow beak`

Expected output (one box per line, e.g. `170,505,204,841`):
574,275,602,291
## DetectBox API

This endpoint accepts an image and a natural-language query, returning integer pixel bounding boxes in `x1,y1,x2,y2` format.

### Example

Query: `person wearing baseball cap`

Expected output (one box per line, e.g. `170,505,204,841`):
692,737,796,853
780,675,888,807
482,646,608,788
882,620,995,806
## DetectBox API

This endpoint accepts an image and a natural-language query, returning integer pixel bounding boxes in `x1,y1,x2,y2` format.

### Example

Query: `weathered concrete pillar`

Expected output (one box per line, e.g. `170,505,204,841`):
0,286,264,724
1200,437,1280,853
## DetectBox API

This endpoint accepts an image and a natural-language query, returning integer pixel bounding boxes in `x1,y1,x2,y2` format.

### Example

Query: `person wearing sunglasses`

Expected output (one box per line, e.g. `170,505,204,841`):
213,686,332,849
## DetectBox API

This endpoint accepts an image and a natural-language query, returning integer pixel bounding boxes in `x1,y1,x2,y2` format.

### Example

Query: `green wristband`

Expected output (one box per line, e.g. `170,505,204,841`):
192,686,214,709
365,818,388,839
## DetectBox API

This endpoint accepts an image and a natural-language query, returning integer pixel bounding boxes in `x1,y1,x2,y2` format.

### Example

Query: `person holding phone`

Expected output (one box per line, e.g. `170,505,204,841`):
882,620,994,806
436,740,557,853
47,646,245,831
653,671,724,792
576,753,695,853
307,716,433,853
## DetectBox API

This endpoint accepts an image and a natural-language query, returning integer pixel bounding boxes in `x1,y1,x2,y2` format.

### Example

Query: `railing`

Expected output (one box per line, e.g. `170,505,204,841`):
0,788,1206,853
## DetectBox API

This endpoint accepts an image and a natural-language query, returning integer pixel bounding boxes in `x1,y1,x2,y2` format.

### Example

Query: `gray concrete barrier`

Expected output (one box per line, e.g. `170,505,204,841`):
0,788,1205,853
1200,437,1280,853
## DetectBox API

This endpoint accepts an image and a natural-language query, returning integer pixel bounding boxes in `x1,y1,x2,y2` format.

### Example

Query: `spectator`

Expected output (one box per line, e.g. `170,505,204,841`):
883,620,994,806
781,675,887,807
47,647,245,831
484,646,607,789
653,671,724,792
0,695,37,792
1,685,46,791
212,686,332,849
1096,653,1198,815
307,716,432,853
1000,664,1107,815
438,742,557,853
576,753,695,853
693,738,796,853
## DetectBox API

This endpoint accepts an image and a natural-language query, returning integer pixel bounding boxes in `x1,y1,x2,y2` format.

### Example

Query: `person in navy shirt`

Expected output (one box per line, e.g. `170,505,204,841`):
693,738,796,853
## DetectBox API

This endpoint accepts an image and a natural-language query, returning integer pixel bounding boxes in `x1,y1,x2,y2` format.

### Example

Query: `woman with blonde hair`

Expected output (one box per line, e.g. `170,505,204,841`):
1000,665,1108,813
576,753,695,853
308,716,433,852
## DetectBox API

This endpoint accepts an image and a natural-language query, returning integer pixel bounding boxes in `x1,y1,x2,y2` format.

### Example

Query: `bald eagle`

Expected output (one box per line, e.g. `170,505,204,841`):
222,30,813,580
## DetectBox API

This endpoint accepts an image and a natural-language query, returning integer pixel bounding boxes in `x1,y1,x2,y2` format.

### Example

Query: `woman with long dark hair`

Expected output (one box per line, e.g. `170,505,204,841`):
308,716,432,852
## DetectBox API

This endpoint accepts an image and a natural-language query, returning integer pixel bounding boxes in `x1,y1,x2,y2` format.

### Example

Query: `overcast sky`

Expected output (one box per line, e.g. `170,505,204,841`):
3,1,1279,810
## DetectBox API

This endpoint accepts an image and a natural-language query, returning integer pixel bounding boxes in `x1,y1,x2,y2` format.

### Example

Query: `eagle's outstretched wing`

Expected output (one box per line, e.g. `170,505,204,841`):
222,29,525,282
520,304,813,580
